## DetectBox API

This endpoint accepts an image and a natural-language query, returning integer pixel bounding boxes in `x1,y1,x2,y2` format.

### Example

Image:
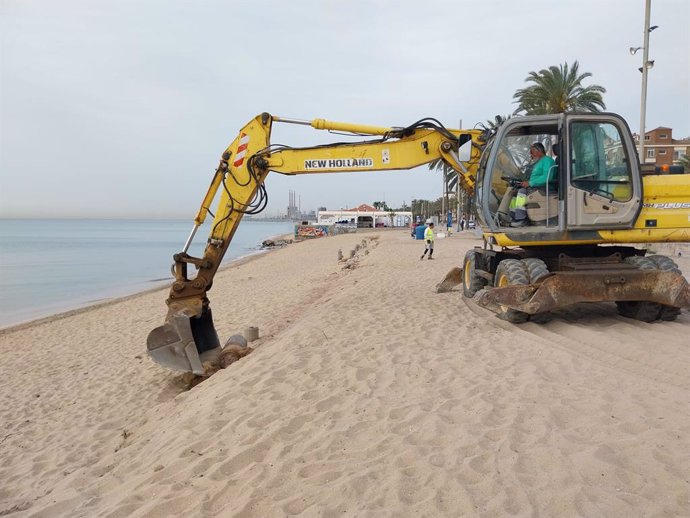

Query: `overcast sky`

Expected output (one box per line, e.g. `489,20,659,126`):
1,0,688,219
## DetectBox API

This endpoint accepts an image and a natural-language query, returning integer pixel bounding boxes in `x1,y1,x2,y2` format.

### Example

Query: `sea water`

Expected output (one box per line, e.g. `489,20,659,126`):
0,219,294,328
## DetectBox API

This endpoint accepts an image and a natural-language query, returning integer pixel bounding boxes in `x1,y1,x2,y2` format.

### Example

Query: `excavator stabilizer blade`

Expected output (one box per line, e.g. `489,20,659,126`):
474,270,690,315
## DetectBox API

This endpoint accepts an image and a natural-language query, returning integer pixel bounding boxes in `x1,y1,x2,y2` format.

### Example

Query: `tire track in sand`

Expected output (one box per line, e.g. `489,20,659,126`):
465,299,689,390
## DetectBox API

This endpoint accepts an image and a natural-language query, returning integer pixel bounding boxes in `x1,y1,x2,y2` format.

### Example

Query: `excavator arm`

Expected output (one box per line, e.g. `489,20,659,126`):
147,112,484,374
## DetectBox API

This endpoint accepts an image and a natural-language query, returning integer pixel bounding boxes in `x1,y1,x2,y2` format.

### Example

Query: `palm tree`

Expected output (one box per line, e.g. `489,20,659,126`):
428,114,511,177
479,114,512,133
513,61,606,115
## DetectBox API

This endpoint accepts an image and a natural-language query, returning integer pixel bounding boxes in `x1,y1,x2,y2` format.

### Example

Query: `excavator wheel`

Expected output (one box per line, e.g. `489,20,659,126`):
494,259,530,323
646,254,682,274
616,256,663,322
522,258,550,283
646,255,682,321
462,249,487,297
521,258,551,323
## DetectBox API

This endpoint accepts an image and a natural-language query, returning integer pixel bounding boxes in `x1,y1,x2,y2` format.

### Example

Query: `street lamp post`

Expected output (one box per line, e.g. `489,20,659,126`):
456,118,463,232
456,173,461,232
633,0,657,163
639,0,651,162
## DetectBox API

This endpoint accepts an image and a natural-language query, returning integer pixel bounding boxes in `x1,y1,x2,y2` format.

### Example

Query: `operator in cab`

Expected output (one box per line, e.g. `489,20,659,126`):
518,142,555,190
511,142,557,227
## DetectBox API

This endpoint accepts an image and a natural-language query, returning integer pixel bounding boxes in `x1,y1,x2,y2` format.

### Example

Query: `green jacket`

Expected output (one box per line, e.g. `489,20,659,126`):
528,156,556,188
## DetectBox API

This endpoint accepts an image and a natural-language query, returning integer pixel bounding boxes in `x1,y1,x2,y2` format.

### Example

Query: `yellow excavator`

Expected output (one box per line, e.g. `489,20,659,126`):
147,112,690,374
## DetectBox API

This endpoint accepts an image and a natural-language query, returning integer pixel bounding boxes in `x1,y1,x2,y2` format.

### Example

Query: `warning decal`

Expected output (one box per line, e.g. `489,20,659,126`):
233,133,250,168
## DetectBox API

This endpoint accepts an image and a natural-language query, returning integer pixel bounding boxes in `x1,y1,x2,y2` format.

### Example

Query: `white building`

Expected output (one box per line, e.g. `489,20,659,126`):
317,204,413,229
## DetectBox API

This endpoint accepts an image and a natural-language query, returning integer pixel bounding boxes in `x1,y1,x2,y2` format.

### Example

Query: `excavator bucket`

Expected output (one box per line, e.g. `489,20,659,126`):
147,307,221,375
474,270,690,315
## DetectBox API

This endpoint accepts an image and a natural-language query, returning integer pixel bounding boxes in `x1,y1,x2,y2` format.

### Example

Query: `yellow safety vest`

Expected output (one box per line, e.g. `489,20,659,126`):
424,227,434,241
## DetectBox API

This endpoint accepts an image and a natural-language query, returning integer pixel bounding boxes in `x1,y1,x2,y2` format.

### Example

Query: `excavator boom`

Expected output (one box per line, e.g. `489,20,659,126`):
147,113,483,374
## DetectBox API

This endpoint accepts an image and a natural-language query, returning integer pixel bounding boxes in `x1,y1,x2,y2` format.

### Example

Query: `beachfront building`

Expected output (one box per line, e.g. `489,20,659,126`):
317,204,413,229
633,126,690,166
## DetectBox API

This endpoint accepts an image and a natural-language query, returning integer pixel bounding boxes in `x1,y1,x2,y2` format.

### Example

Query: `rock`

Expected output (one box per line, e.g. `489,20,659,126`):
224,334,248,348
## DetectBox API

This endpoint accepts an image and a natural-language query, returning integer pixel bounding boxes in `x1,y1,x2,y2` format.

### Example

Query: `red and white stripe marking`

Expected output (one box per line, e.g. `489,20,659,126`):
232,133,250,168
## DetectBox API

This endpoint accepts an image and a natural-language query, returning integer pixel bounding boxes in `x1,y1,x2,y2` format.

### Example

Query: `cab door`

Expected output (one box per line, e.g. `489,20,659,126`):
565,114,642,229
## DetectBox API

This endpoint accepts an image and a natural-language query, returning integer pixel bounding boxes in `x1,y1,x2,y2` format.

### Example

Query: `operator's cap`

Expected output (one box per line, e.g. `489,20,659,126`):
426,219,432,224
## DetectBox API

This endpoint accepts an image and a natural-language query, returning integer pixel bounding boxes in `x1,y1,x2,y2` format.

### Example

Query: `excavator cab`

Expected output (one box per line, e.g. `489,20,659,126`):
475,113,642,237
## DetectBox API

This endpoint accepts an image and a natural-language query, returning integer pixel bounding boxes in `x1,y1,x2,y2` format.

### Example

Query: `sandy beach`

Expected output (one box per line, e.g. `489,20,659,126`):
0,229,688,517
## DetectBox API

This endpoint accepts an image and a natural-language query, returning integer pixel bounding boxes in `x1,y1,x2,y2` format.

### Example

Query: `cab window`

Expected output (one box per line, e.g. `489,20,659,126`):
570,122,633,202
485,123,558,226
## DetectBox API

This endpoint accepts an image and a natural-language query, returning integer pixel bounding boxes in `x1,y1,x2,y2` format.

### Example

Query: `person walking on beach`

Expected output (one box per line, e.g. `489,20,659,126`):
420,222,435,260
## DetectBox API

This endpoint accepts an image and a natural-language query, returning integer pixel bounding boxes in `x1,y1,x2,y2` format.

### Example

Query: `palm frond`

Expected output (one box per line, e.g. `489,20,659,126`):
513,61,606,115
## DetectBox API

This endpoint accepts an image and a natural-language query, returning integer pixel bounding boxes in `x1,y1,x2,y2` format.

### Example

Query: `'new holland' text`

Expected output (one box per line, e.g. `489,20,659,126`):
304,158,374,169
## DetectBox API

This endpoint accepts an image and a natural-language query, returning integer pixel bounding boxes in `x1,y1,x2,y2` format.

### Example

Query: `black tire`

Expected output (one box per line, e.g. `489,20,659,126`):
645,254,682,274
624,255,656,269
463,250,488,297
494,259,530,323
646,255,682,321
522,258,550,283
615,256,662,322
530,313,553,324
616,301,661,322
521,258,551,323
